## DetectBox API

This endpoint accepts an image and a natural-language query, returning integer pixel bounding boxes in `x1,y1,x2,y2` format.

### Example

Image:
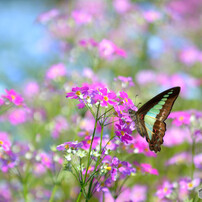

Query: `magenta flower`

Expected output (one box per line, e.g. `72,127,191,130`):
0,98,4,105
98,39,127,59
8,108,28,125
56,141,83,151
140,163,158,175
66,86,89,99
72,10,92,25
119,91,134,107
95,88,117,107
179,178,200,191
2,89,24,106
39,153,52,169
169,111,191,126
0,132,11,151
156,181,173,199
115,119,133,144
46,63,67,80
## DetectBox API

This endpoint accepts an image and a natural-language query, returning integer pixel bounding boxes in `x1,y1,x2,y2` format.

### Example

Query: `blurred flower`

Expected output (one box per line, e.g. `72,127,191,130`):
113,0,131,14
56,141,83,151
136,70,156,85
179,47,200,66
72,10,92,25
37,9,59,24
2,89,24,106
0,183,12,202
114,76,134,88
164,127,191,146
23,81,40,98
140,163,158,175
46,63,67,80
143,10,161,23
0,132,11,151
194,153,202,169
156,181,173,199
98,39,127,59
169,111,191,126
0,98,4,105
165,152,191,166
51,116,69,139
8,108,28,125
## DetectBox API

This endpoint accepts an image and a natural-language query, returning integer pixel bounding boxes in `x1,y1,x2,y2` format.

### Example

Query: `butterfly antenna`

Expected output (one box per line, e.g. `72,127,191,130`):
137,102,142,108
134,94,138,106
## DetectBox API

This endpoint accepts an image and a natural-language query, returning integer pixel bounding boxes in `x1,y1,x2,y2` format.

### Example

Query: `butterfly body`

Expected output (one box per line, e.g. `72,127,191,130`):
129,87,180,153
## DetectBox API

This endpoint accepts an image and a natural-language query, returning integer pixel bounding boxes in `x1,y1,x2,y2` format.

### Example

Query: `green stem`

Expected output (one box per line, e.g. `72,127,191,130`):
49,184,58,202
83,104,100,184
191,136,196,180
76,190,82,202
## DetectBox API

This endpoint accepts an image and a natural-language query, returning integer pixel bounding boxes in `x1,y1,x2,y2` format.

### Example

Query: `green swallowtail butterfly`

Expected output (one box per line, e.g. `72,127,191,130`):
129,87,180,153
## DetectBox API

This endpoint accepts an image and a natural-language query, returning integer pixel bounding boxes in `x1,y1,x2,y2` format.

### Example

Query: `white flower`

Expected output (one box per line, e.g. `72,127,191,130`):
65,154,71,161
67,148,72,153
76,150,86,158
91,150,100,157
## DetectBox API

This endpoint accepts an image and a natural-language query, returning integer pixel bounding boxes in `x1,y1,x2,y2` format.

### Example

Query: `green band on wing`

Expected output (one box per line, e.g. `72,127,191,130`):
152,104,163,110
158,101,165,105
163,95,169,98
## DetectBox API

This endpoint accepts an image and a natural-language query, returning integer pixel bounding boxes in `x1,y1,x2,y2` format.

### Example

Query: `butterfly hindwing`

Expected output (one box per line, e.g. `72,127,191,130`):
135,87,180,152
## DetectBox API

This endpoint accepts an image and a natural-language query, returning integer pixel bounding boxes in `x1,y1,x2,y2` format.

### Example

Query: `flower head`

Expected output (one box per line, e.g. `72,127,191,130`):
2,89,24,106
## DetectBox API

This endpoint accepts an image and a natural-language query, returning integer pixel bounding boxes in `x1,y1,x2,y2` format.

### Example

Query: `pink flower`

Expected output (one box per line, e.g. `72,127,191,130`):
95,88,117,107
194,153,202,169
23,81,39,97
114,76,134,88
0,98,4,105
52,116,69,139
179,47,200,66
56,141,83,151
140,163,158,175
156,181,173,199
46,63,66,80
8,108,28,125
143,10,161,23
2,89,24,106
165,152,191,166
136,70,156,85
72,10,92,25
164,127,192,147
0,132,11,151
169,111,191,126
98,39,126,59
113,0,131,14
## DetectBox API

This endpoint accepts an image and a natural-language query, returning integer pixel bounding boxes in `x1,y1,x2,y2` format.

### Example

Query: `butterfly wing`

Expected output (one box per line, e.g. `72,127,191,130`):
136,87,180,152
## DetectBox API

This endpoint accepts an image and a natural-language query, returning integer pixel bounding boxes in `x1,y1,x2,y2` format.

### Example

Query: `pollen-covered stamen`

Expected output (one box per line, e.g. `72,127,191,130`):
0,140,3,146
76,91,81,96
65,144,69,149
11,95,16,100
104,96,109,101
125,98,128,103
121,131,125,136
179,116,184,121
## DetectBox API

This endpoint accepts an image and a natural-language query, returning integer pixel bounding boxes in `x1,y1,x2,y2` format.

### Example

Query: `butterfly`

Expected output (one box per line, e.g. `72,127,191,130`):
129,87,180,153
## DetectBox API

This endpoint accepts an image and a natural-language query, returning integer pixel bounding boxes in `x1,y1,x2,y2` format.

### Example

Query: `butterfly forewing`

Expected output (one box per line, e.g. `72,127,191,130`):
135,87,180,153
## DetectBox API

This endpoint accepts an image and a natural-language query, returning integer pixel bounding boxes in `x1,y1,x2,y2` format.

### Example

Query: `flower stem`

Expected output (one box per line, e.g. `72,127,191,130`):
49,184,58,202
83,103,100,184
76,190,82,202
191,136,195,180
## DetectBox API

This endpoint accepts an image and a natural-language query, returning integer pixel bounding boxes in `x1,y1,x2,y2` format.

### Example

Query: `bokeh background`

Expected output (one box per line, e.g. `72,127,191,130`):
0,0,202,201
